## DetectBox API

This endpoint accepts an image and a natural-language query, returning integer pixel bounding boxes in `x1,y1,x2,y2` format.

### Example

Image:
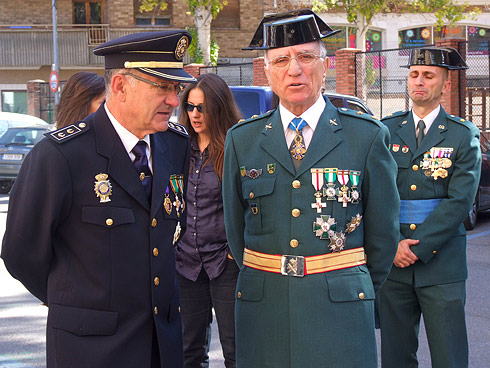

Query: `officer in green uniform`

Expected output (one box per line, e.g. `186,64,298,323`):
377,47,482,368
222,9,400,368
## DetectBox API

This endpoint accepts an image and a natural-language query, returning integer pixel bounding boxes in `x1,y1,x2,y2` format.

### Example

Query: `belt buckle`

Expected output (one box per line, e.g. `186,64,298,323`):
281,255,305,277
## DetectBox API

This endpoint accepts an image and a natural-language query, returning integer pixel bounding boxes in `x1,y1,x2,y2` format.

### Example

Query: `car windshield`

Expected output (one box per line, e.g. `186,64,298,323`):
0,128,46,146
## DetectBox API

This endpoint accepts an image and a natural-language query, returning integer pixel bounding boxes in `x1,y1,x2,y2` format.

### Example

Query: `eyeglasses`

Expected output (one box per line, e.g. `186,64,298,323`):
122,72,184,96
184,102,204,113
267,53,322,69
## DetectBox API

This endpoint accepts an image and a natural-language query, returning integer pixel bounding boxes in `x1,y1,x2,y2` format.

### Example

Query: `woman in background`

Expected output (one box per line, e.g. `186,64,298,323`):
176,73,241,368
55,71,105,129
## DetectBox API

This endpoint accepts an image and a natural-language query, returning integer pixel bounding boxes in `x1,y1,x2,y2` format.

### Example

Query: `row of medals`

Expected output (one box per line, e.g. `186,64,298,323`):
165,174,185,246
420,147,453,180
94,173,185,245
310,168,362,253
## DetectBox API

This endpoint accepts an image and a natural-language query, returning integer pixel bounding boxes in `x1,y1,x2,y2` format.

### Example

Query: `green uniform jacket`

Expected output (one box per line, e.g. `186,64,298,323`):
222,98,400,368
381,108,481,287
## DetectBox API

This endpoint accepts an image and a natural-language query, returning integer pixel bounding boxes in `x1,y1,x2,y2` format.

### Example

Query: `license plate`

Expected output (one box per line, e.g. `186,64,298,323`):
2,153,23,161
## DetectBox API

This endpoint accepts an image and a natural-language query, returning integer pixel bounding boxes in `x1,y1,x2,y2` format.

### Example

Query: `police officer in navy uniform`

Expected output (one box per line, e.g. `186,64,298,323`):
222,10,399,367
377,47,482,368
1,31,196,368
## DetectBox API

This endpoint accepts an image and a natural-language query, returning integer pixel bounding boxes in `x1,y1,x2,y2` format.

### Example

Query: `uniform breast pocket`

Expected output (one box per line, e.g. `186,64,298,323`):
82,206,135,228
393,153,411,169
241,176,276,235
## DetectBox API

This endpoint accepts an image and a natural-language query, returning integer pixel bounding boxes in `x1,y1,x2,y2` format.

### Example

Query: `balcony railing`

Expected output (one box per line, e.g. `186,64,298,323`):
0,24,187,67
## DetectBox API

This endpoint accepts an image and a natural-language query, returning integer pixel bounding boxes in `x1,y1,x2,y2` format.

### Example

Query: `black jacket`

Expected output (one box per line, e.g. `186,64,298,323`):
1,104,190,368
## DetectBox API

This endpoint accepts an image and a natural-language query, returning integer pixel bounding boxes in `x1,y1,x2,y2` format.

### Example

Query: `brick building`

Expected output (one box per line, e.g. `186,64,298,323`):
0,0,489,120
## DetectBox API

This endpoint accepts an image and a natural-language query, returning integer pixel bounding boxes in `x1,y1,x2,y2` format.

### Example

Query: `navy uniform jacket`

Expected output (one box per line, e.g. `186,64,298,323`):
381,108,481,286
222,98,399,367
1,105,190,368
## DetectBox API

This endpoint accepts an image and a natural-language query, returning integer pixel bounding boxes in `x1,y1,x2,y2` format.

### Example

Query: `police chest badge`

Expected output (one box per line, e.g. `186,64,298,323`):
94,173,112,203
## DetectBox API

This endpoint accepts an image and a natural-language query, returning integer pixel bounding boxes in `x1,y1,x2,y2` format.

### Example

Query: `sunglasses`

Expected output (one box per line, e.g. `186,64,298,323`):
184,102,204,113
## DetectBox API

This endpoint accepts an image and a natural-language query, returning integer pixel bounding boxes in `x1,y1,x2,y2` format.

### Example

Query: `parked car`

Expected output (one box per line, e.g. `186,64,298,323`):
229,86,373,119
170,85,373,123
0,111,49,137
0,125,53,194
464,133,490,230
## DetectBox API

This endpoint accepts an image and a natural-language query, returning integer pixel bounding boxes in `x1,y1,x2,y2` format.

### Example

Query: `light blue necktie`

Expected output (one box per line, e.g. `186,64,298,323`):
289,117,307,169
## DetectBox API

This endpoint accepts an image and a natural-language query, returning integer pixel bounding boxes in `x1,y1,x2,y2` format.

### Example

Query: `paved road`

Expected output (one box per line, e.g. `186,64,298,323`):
0,193,489,367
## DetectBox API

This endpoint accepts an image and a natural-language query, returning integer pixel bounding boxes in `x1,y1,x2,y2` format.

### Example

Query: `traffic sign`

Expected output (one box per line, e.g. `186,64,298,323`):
49,70,59,93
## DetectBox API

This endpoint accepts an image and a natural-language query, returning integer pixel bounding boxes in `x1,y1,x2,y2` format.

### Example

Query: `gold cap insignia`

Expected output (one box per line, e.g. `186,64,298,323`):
175,36,189,60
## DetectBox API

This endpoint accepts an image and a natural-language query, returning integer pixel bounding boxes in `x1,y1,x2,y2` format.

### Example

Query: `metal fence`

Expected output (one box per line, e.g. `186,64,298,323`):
355,45,434,119
462,40,490,132
355,42,490,130
37,81,66,124
199,63,255,86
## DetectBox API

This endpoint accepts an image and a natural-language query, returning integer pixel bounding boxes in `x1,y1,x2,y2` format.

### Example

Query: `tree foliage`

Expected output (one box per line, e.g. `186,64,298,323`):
138,0,227,65
186,0,227,18
139,0,168,13
313,0,480,50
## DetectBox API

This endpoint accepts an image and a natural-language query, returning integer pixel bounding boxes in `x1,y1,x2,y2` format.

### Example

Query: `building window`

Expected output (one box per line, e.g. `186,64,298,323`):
468,26,490,55
366,30,383,52
399,27,433,48
74,1,102,24
322,25,383,55
134,0,172,26
1,91,27,114
433,25,465,41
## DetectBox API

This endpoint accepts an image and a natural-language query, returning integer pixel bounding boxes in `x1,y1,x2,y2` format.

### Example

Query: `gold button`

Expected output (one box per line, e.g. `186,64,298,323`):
106,218,113,226
292,180,301,189
433,250,437,254
358,292,365,300
411,184,417,191
79,122,86,128
154,277,160,286
412,165,419,171
151,218,157,227
249,192,255,199
292,209,300,217
290,239,299,248
410,224,416,230
178,306,181,313
153,248,159,257
237,291,242,299
154,306,158,315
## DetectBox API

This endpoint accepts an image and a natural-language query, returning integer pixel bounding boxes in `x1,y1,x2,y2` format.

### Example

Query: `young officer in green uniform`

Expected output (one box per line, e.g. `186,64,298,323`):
222,9,400,368
377,47,482,368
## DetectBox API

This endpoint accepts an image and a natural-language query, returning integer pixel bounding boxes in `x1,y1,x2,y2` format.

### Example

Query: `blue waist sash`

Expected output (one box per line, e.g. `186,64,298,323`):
399,199,442,224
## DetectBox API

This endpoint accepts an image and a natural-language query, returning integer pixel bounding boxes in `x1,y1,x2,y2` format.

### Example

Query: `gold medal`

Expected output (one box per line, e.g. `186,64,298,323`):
442,158,452,168
94,173,112,203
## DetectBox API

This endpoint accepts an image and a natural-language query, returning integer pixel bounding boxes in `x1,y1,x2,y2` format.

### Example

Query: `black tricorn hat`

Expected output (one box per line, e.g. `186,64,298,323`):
402,47,468,70
94,30,197,83
243,9,340,50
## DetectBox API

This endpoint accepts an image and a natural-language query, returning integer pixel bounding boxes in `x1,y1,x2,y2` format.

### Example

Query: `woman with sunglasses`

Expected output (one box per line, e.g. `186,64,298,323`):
176,73,242,368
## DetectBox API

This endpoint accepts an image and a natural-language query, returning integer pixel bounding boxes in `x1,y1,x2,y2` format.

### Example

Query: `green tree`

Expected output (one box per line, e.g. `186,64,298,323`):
139,0,227,65
313,0,480,51
138,0,168,22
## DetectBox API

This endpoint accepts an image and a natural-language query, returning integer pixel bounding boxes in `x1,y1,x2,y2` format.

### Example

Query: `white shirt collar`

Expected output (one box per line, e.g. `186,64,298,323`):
280,94,326,134
104,103,151,158
412,105,440,134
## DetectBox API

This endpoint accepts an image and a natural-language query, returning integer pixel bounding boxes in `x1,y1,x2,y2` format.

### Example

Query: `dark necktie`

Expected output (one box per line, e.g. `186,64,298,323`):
417,120,426,147
132,141,152,201
288,117,307,170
